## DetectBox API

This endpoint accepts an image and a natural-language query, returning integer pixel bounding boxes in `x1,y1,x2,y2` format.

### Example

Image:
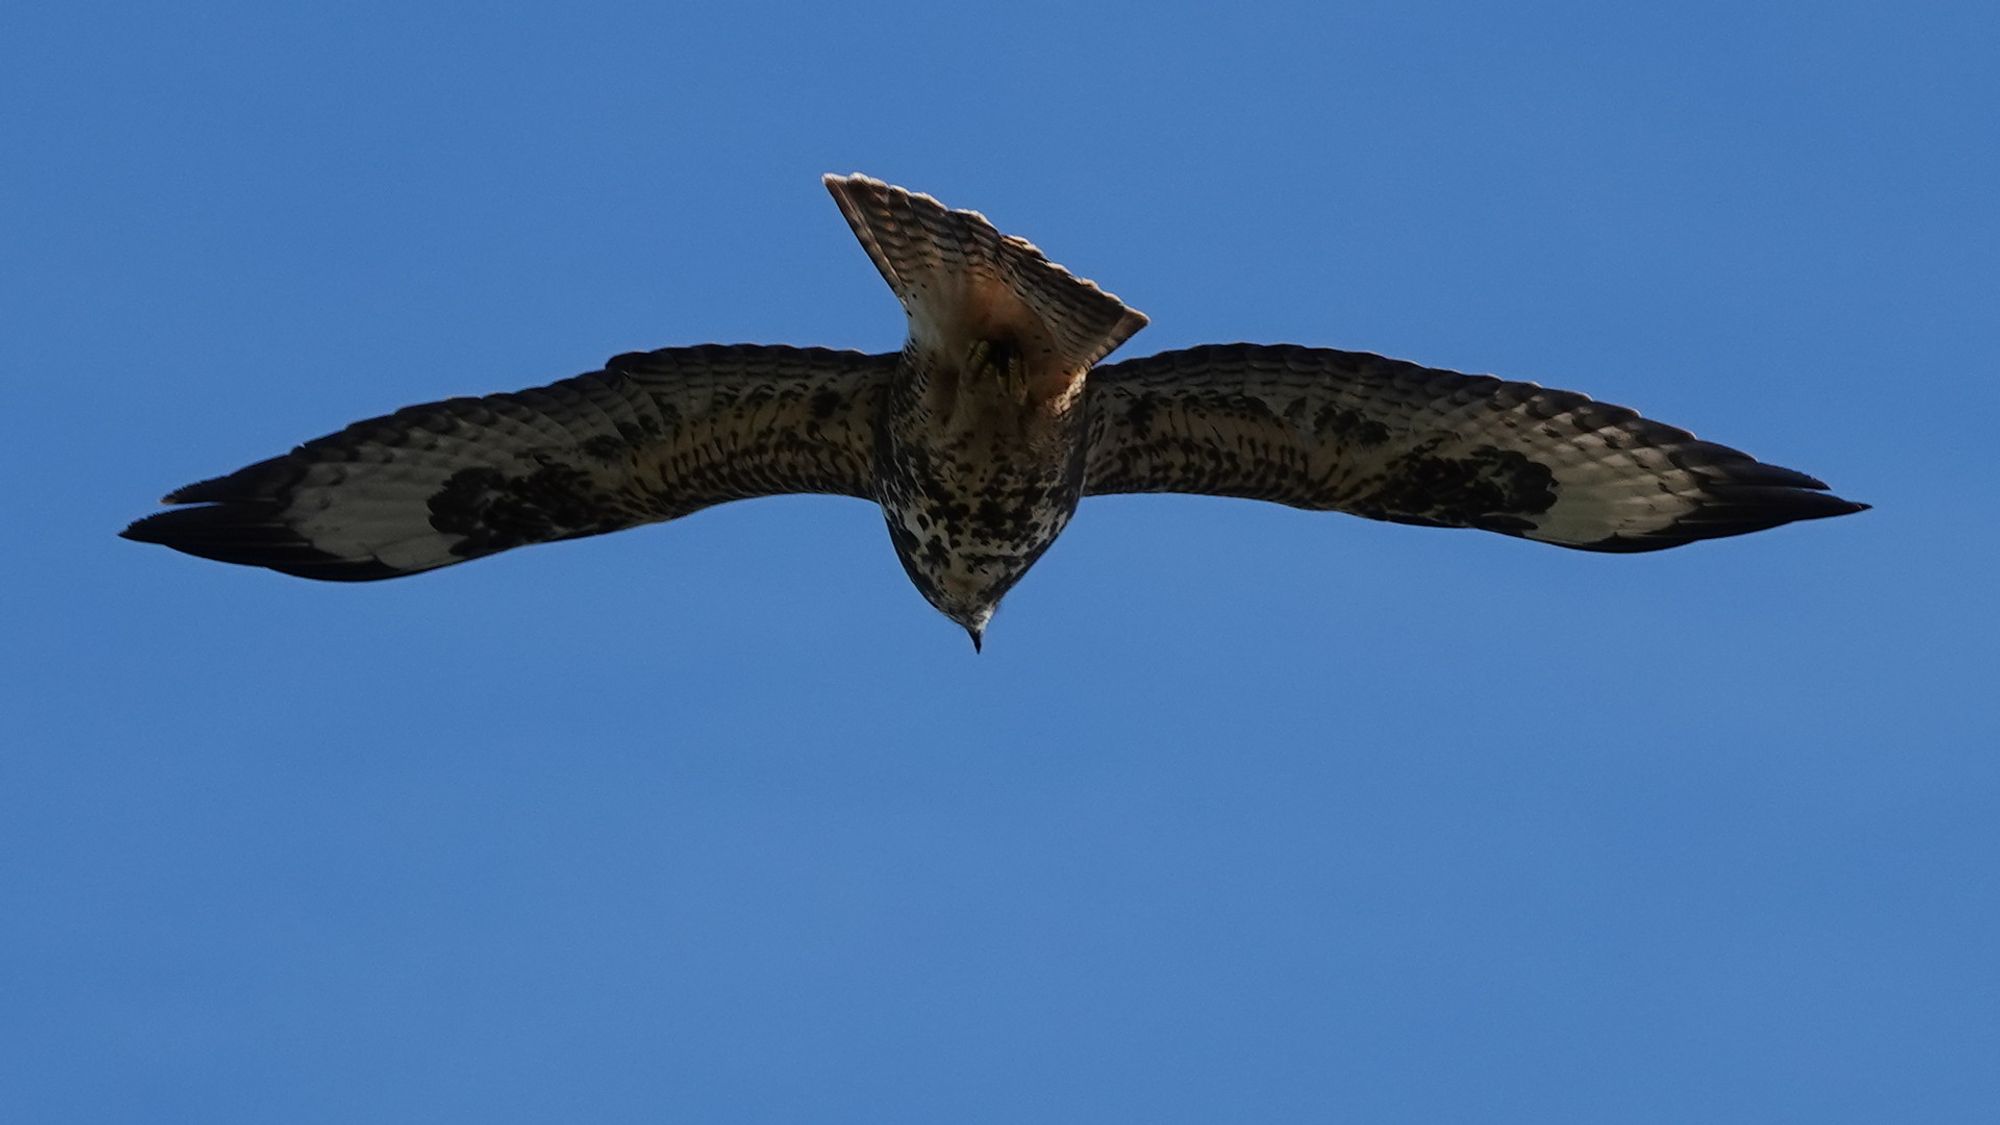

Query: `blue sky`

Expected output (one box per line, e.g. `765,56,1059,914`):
6,2,1995,1121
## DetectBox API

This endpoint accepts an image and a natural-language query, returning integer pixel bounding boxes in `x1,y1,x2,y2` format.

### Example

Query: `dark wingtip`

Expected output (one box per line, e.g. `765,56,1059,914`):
119,504,410,582
1572,472,1867,554
118,516,165,545
162,477,228,505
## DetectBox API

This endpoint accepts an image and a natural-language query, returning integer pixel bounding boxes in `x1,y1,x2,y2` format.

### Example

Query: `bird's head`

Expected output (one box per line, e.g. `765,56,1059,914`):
883,530,1015,653
952,603,995,653
914,575,1002,654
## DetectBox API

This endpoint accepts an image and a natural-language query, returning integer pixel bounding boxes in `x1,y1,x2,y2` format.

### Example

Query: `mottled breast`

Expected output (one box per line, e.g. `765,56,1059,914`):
873,345,1089,621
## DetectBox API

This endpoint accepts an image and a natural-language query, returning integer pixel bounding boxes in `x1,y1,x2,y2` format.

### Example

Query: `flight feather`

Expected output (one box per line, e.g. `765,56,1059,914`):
1085,344,1865,551
122,345,895,578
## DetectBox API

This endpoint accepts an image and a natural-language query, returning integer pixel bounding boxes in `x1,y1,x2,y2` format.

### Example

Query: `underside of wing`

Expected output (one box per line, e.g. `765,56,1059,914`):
123,345,896,579
1084,344,1866,551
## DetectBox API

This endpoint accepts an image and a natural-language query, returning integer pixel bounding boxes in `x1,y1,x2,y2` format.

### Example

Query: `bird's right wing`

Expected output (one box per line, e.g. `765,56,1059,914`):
1084,344,1864,551
123,345,897,580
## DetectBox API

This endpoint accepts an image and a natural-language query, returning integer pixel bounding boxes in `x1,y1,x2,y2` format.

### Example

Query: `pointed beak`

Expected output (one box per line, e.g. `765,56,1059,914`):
966,624,984,654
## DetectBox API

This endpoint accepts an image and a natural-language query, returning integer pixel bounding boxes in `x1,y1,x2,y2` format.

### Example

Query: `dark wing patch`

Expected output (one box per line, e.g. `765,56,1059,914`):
1084,343,1865,551
1353,440,1557,532
123,345,897,579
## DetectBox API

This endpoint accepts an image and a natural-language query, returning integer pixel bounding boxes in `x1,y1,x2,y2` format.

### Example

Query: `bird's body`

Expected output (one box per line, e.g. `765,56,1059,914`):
872,337,1091,646
123,174,1865,646
824,175,1147,643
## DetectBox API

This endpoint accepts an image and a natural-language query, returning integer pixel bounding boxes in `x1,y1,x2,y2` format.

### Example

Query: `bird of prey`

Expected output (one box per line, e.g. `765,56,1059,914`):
123,173,1865,649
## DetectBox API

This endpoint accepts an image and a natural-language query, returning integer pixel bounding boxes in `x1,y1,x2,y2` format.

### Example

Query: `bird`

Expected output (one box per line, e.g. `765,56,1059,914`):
122,173,1866,650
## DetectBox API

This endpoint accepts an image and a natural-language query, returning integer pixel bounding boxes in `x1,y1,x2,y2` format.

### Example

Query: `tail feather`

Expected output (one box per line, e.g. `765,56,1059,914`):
823,173,1147,374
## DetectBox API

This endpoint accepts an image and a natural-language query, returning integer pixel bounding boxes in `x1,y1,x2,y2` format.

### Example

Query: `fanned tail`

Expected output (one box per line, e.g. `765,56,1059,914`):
824,173,1147,378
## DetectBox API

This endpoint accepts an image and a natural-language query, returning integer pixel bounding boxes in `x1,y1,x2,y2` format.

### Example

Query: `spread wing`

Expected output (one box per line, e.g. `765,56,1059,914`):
123,345,896,579
1084,343,1865,551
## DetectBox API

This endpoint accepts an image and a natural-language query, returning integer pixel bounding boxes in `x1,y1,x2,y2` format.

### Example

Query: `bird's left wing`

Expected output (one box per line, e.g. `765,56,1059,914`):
1084,344,1864,551
123,345,897,579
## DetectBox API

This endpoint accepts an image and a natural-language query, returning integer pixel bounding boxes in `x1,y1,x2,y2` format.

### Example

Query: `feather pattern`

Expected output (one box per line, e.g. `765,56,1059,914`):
123,175,1865,643
1085,343,1864,550
123,345,895,579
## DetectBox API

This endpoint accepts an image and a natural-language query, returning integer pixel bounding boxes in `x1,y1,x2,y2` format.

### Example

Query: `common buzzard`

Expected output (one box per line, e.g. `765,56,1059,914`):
124,175,1866,648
